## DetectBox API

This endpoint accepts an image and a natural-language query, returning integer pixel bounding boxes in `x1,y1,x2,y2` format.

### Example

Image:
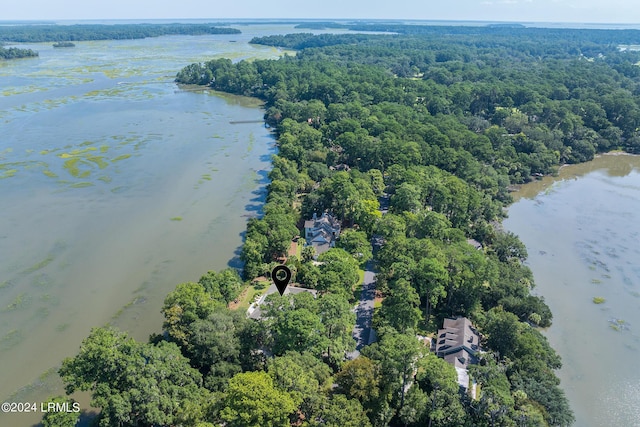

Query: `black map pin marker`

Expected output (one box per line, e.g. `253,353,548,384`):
272,265,292,296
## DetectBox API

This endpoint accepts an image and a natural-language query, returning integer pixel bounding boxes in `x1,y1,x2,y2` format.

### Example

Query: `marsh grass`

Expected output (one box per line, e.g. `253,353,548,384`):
31,273,51,288
5,293,31,311
112,154,131,162
22,256,54,274
69,182,94,188
1,329,24,350
55,323,70,332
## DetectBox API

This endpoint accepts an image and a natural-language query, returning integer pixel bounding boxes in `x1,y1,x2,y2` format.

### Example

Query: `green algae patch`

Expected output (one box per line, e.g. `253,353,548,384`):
112,153,131,162
59,147,98,158
62,158,87,178
56,323,70,332
170,216,183,221
42,169,58,178
0,168,17,179
1,329,24,350
593,296,606,304
23,255,54,274
69,182,94,188
5,293,30,311
86,155,108,169
98,175,112,183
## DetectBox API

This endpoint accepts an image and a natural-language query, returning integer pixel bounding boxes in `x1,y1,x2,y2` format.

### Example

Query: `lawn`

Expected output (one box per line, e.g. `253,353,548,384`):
351,268,366,302
230,278,271,311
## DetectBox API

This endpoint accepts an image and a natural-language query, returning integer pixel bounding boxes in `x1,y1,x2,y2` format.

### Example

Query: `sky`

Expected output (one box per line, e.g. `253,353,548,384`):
3,0,640,25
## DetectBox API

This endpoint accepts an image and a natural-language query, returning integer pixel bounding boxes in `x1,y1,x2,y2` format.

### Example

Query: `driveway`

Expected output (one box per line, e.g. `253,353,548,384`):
347,260,377,359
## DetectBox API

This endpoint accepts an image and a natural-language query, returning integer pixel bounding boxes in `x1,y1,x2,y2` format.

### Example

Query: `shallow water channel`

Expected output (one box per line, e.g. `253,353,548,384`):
0,25,309,420
505,154,640,426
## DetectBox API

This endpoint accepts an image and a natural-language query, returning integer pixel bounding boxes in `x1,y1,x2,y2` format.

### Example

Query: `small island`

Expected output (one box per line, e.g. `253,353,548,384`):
53,41,75,48
0,45,38,59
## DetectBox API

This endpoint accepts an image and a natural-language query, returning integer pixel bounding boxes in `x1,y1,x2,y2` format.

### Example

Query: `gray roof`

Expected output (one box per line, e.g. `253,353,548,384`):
435,317,481,368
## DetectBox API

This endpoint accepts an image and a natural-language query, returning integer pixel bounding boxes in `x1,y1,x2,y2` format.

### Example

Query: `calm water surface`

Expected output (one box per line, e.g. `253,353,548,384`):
505,154,640,427
0,24,321,423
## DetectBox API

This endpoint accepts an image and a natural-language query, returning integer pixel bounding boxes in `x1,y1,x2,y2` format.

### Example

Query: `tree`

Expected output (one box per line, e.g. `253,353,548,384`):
412,257,448,321
59,327,207,427
313,394,373,427
219,371,296,427
392,182,422,213
318,293,356,364
378,278,422,333
161,282,220,347
362,328,423,413
491,231,528,263
268,351,331,421
398,386,428,427
368,169,385,196
335,357,381,413
186,308,244,390
416,354,466,427
317,248,361,297
337,228,373,265
302,245,316,262
271,308,328,357
41,396,80,427
197,268,243,304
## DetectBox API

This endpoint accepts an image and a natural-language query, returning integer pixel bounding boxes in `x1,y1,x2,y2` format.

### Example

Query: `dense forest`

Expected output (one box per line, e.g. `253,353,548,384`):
50,24,640,427
0,23,240,43
0,45,37,59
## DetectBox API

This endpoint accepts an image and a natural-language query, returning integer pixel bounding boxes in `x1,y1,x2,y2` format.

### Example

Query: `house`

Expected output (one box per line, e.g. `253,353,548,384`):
467,238,483,250
329,163,351,172
303,212,341,256
435,317,481,396
247,283,318,320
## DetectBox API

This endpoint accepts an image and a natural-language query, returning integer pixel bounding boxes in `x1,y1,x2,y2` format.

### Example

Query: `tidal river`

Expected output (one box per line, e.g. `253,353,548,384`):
0,24,312,418
504,154,640,427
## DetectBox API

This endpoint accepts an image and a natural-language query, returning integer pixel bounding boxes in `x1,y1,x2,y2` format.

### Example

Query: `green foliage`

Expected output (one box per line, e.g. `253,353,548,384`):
362,328,424,418
59,327,206,427
377,278,422,333
267,351,331,420
313,394,373,427
41,396,80,427
186,308,245,390
336,228,373,264
161,282,220,347
0,46,38,59
219,371,296,427
318,293,356,364
335,356,381,413
0,23,240,43
317,248,361,297
197,268,243,304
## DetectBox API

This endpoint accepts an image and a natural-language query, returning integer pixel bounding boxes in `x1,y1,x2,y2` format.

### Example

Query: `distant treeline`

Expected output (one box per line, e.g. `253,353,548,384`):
294,21,640,45
0,23,241,43
0,45,37,59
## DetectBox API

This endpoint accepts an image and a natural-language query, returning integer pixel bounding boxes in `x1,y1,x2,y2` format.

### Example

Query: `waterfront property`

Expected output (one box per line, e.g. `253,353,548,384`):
303,212,341,256
435,317,481,396
247,283,318,320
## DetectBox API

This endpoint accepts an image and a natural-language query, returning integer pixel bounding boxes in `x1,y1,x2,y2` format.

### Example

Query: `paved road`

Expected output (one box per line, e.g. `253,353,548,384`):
347,260,377,359
346,194,387,359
